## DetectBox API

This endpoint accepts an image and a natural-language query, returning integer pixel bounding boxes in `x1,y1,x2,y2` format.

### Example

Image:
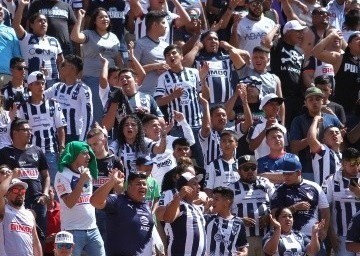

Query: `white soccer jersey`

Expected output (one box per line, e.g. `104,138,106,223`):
0,111,12,149
312,144,342,185
229,176,275,237
205,158,240,189
322,171,360,236
19,32,62,81
237,16,275,53
134,10,178,44
44,81,93,141
17,98,67,153
155,67,202,127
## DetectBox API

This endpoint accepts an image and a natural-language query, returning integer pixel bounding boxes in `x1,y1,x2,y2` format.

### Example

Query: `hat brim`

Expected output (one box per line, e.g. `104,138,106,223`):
9,181,28,190
305,92,324,98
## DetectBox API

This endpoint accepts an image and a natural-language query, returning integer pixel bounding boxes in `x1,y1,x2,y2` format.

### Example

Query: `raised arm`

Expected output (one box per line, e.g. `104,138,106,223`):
199,92,211,139
129,0,144,18
70,9,87,44
99,54,109,89
61,171,91,209
261,24,280,49
13,0,28,39
263,214,281,255
219,41,247,69
0,170,13,219
307,115,322,153
171,0,191,28
128,41,146,85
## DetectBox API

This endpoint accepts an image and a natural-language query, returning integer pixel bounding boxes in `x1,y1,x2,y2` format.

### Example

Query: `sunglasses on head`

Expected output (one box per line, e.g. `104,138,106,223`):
241,165,257,172
11,188,26,194
56,243,72,250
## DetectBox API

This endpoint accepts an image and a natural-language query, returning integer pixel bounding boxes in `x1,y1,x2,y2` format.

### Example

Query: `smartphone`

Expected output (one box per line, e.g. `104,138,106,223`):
350,177,358,186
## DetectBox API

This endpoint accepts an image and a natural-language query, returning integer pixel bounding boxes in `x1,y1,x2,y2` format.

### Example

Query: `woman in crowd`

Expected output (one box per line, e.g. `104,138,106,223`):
263,207,324,256
71,7,123,123
13,0,63,88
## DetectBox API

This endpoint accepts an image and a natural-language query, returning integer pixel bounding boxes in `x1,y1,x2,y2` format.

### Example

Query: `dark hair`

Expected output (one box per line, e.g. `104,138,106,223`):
161,162,194,191
253,46,270,54
128,172,147,184
314,75,332,86
88,7,111,32
10,118,29,139
163,44,183,57
29,12,46,24
108,66,121,79
142,114,159,125
118,114,146,153
145,11,167,32
323,125,340,135
345,9,360,30
220,130,239,141
348,32,360,44
119,68,137,77
200,30,218,42
210,104,226,116
172,137,191,149
213,186,234,201
64,54,83,73
274,207,291,220
10,57,25,69
265,126,285,136
342,147,360,160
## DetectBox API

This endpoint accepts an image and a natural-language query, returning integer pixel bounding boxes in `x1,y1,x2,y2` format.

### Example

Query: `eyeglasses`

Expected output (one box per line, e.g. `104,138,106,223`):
189,14,199,20
56,243,73,250
14,66,28,71
11,188,26,194
16,128,32,133
241,165,257,172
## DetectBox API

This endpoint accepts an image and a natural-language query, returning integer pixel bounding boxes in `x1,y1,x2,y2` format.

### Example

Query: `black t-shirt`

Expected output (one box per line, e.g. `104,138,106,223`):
87,0,127,52
27,0,76,50
0,145,48,204
0,82,29,111
93,153,123,191
270,39,304,97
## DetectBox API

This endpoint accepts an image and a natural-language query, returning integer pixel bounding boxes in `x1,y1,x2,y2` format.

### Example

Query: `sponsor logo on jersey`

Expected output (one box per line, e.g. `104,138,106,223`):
10,222,33,235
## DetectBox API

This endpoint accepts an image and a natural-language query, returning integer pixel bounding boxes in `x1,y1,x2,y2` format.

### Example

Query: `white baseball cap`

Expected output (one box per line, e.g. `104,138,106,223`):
283,20,306,34
55,231,74,244
259,93,284,110
8,178,28,191
27,71,45,85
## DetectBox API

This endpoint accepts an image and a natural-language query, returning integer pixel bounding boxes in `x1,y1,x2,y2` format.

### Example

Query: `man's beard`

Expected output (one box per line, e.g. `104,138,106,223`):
12,198,24,207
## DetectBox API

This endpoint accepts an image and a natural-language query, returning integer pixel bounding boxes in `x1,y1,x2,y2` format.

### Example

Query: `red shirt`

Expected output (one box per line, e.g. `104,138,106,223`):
45,200,61,254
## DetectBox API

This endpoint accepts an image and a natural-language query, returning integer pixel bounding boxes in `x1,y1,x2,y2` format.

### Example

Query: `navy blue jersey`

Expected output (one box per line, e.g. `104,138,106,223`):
205,215,248,256
346,210,360,243
270,179,329,236
104,194,154,256
257,153,300,174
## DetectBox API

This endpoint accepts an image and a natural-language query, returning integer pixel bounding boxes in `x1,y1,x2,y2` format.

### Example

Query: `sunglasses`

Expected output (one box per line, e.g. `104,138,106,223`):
14,66,28,71
241,165,257,172
189,14,199,19
56,243,72,249
312,10,329,16
11,188,26,194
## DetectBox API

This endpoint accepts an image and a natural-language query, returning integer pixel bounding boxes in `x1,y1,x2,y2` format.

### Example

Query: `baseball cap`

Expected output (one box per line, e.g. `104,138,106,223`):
238,155,257,167
8,178,28,191
176,172,203,190
276,156,302,173
27,71,45,85
55,231,74,244
283,20,306,34
259,93,284,110
136,157,154,166
304,87,324,98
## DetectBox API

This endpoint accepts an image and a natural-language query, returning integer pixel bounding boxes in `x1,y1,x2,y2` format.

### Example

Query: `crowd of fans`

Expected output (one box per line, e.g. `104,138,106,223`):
0,0,360,255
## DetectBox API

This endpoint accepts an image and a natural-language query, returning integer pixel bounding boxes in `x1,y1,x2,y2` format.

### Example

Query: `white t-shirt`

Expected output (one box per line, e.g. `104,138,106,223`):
237,16,275,53
55,167,97,230
0,111,12,149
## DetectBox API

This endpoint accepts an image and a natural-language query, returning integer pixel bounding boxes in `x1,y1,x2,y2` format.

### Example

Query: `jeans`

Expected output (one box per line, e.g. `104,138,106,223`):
26,199,47,243
333,236,357,256
67,228,106,256
45,151,58,185
82,76,103,124
95,209,107,253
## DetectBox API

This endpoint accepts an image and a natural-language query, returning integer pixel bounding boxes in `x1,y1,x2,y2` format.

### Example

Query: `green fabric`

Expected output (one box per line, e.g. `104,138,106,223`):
58,141,98,179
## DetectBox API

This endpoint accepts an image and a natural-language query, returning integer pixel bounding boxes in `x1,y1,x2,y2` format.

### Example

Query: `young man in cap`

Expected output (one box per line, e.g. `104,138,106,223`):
0,118,50,243
17,71,67,183
323,148,360,255
263,19,306,128
204,130,240,197
228,155,275,256
270,157,330,249
248,93,287,160
0,174,42,256
54,141,105,256
290,86,342,181
163,171,206,256
54,231,75,256
205,186,248,256
90,171,154,256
